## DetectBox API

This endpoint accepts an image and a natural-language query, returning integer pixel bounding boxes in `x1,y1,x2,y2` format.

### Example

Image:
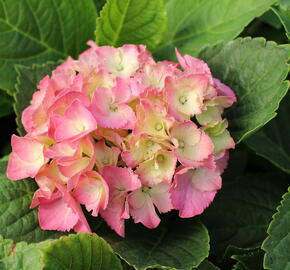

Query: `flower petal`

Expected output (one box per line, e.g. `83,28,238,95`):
7,135,45,180
170,167,221,218
73,171,109,216
128,188,160,229
165,75,208,121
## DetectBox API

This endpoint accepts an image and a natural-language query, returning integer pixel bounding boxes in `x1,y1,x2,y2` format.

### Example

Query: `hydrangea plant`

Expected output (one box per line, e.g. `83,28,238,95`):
6,42,236,237
0,0,289,269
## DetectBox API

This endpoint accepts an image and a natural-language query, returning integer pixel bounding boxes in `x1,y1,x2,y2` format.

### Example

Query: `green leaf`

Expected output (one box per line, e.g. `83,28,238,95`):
194,260,220,270
201,172,289,257
232,262,247,270
232,250,264,270
94,0,107,13
259,10,282,29
98,218,209,270
0,92,13,118
272,7,290,40
0,236,13,259
245,91,290,174
0,157,63,242
42,233,122,270
95,0,166,50
198,37,289,143
155,0,275,59
278,0,290,11
262,187,290,270
0,0,97,94
14,62,59,136
220,246,259,270
0,240,51,270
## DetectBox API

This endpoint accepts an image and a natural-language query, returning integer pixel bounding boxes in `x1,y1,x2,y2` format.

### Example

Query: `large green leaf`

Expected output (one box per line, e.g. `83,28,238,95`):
155,0,275,59
201,172,289,257
262,187,290,270
245,91,290,174
198,38,289,143
14,62,59,136
98,218,209,270
0,240,51,270
95,0,166,50
42,233,122,270
0,157,63,242
0,0,96,94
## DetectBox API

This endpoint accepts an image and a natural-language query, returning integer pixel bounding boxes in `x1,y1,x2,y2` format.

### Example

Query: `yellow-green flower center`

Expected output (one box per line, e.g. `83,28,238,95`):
102,159,109,165
156,154,165,163
155,123,163,131
109,105,118,112
178,140,185,149
179,95,187,105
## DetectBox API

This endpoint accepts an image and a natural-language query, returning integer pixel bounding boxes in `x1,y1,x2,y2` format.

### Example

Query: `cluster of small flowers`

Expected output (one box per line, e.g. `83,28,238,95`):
7,41,236,237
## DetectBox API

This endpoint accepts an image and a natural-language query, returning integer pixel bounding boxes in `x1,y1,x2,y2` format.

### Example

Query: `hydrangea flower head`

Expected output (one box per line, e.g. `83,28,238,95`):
6,41,236,237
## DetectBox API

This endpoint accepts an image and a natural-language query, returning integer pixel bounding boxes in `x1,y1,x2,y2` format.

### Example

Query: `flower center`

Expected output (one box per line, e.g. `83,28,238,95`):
156,154,165,163
109,105,118,112
116,65,124,71
146,140,154,147
178,140,185,149
142,185,151,192
155,123,163,131
102,159,109,165
179,95,187,105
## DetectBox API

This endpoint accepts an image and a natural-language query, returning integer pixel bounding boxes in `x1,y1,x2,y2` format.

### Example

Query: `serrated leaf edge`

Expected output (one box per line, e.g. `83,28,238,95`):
261,186,290,269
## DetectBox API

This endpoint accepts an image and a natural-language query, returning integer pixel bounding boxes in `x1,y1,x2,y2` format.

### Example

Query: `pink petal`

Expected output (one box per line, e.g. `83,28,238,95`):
38,196,79,231
100,197,127,237
91,89,136,129
215,150,229,174
138,61,179,89
73,171,109,216
170,168,221,218
128,188,160,229
134,100,172,139
45,141,79,159
100,166,141,236
171,122,214,167
214,78,237,106
165,75,208,121
136,150,177,186
95,140,120,171
7,135,46,180
94,128,126,149
58,157,92,178
102,166,141,193
56,182,92,233
121,135,161,168
50,100,97,142
93,44,141,77
150,182,172,213
48,91,90,116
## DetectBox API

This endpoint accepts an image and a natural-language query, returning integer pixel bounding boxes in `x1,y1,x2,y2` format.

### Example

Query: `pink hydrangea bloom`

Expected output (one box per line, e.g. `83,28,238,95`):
7,41,236,236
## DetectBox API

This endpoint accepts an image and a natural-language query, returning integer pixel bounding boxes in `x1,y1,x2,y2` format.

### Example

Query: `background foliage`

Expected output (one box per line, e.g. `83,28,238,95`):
0,0,289,269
